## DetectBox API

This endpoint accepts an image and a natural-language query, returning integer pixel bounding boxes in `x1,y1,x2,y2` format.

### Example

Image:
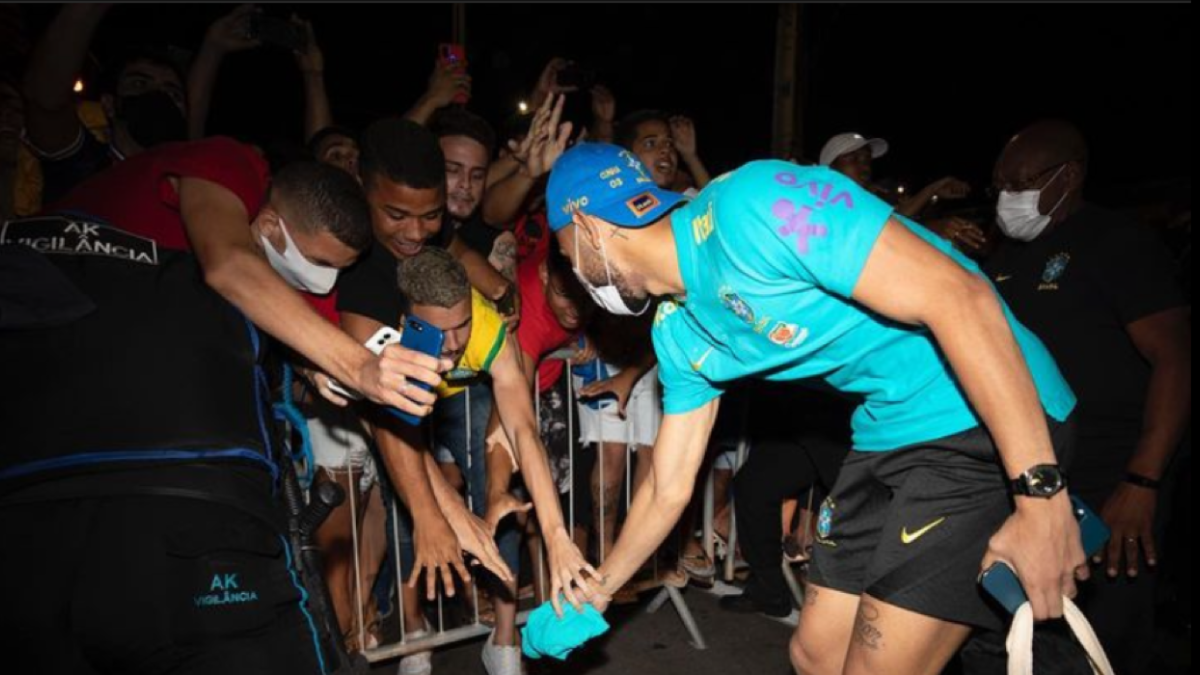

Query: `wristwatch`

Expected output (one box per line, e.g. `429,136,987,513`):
1011,464,1068,498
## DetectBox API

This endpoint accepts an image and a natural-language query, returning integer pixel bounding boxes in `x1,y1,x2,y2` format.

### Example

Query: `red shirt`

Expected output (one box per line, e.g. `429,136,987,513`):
305,291,341,325
513,209,551,265
46,136,270,253
516,248,575,392
45,136,338,322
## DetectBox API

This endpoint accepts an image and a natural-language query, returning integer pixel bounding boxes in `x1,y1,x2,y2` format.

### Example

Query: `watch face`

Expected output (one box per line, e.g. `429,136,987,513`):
1027,466,1064,497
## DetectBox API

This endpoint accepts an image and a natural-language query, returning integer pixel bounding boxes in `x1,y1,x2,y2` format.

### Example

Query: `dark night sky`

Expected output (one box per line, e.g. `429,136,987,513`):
17,3,1192,201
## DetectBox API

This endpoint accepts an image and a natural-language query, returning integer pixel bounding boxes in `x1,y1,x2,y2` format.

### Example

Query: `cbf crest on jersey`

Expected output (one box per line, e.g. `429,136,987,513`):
1039,253,1071,291
719,286,757,326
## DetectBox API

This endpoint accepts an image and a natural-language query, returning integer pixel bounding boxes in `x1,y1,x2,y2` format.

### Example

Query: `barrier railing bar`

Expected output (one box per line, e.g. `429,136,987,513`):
349,465,366,651
391,497,407,644
360,350,714,663
465,386,481,627
364,609,537,661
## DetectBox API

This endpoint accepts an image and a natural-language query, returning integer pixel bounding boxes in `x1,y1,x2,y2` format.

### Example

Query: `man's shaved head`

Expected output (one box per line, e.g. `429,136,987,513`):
996,119,1089,187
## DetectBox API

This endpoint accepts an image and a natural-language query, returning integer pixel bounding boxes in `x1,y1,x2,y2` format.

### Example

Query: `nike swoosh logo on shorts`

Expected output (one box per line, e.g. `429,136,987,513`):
901,517,947,545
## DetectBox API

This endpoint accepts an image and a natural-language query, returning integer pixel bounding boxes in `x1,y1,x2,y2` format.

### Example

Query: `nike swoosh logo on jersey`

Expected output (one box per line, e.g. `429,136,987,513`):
691,347,715,372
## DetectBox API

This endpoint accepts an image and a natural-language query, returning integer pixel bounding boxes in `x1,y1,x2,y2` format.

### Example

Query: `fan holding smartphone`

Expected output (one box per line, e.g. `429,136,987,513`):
248,12,309,53
438,43,470,106
406,45,473,125
327,318,445,424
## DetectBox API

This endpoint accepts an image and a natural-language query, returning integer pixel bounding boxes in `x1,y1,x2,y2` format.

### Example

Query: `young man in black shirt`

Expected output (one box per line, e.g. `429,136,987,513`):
335,118,514,673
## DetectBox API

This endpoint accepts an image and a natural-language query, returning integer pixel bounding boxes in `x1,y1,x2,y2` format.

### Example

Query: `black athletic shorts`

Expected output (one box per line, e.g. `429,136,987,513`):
0,496,328,675
807,417,1075,631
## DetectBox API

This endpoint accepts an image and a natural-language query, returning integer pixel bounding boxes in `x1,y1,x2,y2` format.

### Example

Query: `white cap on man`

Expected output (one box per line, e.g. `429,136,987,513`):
819,133,889,167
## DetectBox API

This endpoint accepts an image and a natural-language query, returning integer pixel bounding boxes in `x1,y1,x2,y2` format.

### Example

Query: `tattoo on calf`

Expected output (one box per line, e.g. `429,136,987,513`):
854,602,884,651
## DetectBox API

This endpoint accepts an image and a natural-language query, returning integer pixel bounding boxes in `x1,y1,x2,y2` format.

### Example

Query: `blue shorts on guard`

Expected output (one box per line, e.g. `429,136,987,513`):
521,600,610,661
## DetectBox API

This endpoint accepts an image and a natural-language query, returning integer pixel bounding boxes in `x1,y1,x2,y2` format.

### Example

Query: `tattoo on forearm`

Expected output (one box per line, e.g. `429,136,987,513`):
854,602,884,651
805,585,820,606
490,236,518,282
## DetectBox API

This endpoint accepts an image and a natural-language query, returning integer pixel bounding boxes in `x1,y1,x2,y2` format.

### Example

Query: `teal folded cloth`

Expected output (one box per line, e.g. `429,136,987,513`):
520,600,610,661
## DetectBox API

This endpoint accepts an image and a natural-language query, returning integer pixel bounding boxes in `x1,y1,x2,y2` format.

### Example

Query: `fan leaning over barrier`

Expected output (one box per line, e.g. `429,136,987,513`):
385,247,600,674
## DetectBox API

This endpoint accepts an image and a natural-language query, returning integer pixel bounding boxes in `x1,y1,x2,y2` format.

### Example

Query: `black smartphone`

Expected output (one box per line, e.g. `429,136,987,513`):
249,15,308,52
495,286,517,318
557,63,597,91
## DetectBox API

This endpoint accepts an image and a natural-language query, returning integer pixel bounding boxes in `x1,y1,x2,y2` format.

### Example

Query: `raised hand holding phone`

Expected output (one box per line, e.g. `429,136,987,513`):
438,43,470,105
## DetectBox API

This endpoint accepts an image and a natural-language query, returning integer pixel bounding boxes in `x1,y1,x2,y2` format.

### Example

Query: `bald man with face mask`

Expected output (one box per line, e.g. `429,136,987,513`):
978,120,1192,675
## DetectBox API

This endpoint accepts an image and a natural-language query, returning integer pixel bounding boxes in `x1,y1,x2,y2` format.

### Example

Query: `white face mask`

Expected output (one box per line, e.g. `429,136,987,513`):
572,226,650,317
996,165,1069,242
260,216,339,294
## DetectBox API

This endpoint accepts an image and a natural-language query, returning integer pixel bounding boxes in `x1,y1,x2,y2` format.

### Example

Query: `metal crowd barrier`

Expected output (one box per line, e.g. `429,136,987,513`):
698,395,807,615
345,351,707,665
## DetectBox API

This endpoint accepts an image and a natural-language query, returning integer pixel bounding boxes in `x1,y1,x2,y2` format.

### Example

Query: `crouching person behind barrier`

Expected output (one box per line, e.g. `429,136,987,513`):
393,248,599,675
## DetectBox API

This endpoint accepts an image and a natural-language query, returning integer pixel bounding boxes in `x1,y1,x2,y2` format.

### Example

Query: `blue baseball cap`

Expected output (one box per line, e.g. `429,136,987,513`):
547,143,685,233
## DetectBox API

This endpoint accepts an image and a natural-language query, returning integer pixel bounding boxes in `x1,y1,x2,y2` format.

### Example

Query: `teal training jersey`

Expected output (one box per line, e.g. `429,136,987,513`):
651,160,1076,451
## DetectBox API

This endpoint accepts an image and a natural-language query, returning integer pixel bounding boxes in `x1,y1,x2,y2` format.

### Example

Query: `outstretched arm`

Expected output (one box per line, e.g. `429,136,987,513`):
188,4,261,140
591,398,721,611
853,217,1086,621
491,339,601,614
22,3,109,154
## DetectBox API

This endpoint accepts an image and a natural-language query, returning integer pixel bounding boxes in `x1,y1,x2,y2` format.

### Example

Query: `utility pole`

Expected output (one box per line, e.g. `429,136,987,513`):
772,4,803,160
452,3,466,46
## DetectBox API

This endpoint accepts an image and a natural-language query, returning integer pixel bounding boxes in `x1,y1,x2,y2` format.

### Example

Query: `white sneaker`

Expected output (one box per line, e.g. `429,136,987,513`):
481,629,523,675
398,626,433,675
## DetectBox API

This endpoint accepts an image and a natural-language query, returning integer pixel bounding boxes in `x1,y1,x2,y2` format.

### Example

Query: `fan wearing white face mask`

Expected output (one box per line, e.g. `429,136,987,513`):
247,162,366,294
975,120,1192,675
257,212,341,294
41,134,450,418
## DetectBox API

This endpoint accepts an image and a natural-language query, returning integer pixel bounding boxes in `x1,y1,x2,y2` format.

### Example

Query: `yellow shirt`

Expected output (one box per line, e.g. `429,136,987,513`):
437,290,508,399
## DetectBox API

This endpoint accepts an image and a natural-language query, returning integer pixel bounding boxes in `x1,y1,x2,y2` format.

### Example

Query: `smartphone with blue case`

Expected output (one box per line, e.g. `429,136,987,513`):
980,495,1111,614
326,319,445,414
382,316,445,426
571,337,617,410
347,320,444,425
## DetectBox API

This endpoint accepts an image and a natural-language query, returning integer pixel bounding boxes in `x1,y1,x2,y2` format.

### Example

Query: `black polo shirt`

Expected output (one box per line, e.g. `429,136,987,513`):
986,203,1187,494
